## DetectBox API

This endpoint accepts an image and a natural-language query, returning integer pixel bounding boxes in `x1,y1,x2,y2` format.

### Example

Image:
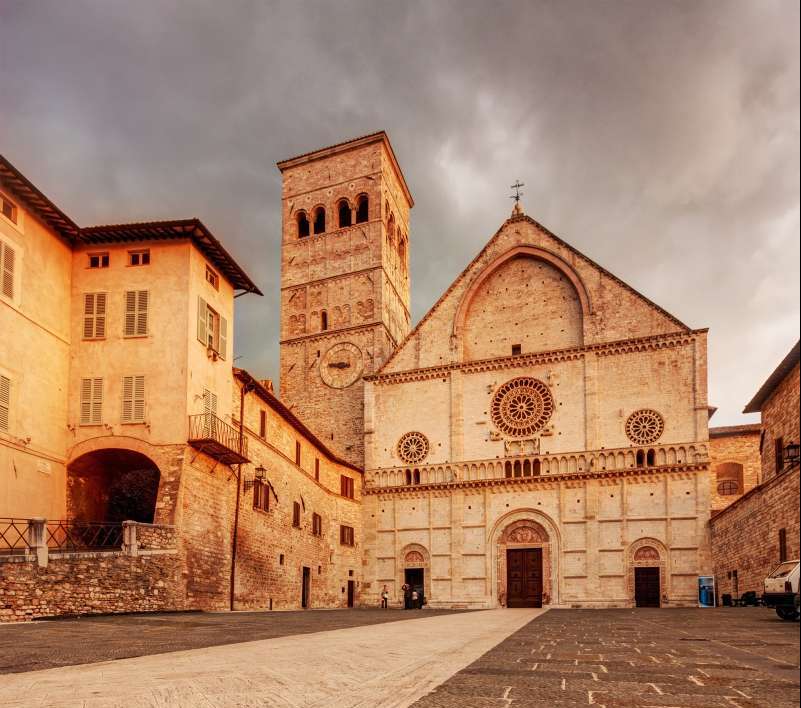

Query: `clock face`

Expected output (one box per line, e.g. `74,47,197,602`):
320,342,364,389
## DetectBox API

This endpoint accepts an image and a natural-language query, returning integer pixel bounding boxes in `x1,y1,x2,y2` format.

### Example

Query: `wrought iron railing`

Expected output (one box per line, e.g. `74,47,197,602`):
188,412,249,462
46,520,124,552
0,518,32,555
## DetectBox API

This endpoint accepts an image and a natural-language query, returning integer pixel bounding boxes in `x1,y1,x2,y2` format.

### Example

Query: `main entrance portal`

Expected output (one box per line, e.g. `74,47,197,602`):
506,548,543,607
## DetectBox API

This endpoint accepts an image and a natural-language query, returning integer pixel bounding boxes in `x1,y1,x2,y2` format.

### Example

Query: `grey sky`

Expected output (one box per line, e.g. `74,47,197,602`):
1,0,798,425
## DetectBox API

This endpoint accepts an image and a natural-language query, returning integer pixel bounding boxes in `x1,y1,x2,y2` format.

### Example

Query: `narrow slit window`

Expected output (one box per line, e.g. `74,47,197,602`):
355,195,368,223
313,208,326,235
338,200,352,228
297,211,310,238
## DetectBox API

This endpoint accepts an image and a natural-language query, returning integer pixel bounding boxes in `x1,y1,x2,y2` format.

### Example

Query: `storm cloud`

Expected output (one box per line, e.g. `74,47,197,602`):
1,0,798,424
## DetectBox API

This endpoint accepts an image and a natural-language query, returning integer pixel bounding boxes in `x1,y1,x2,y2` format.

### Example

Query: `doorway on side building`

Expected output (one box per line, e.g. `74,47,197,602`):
404,568,424,607
347,580,355,608
506,548,543,607
634,567,661,607
301,566,311,609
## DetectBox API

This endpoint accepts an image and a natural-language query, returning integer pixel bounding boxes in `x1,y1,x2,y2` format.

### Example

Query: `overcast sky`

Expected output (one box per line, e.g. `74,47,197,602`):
1,1,798,425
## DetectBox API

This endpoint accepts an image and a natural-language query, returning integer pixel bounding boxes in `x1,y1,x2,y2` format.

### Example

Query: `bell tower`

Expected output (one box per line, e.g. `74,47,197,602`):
277,132,413,467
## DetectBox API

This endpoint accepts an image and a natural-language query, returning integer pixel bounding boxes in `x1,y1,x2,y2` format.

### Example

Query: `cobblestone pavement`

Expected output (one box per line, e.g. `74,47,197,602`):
0,608,467,674
412,608,800,708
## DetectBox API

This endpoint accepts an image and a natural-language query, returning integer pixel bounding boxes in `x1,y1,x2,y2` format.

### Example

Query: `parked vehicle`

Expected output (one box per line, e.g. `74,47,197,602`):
763,560,800,620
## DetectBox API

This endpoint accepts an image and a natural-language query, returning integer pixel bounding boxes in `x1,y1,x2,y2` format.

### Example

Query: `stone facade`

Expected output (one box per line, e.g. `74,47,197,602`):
710,344,801,601
277,133,413,468
708,424,761,513
361,207,712,609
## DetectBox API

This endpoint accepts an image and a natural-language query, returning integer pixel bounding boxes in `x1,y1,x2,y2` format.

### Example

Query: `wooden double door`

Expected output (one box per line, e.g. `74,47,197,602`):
506,548,543,608
634,567,661,607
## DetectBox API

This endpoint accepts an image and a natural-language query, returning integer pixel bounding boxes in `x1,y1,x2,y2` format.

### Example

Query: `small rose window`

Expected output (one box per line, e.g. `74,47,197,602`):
397,432,430,464
625,409,665,445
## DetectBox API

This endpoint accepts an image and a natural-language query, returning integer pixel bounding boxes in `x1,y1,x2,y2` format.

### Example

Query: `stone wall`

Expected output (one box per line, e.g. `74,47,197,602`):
709,465,800,600
760,362,800,483
708,425,761,513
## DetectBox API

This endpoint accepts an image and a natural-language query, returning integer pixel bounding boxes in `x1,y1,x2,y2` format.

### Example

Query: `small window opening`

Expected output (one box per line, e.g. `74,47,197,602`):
279,554,285,565
205,265,219,289
405,469,412,485
292,501,301,528
315,458,320,482
1,194,17,224
259,410,266,438
413,469,420,485
89,253,109,269
313,207,326,234
128,250,150,266
636,450,645,467
505,461,512,478
646,449,656,466
533,459,541,476
356,195,369,223
295,440,301,465
297,211,310,238
779,528,788,562
321,310,328,331
775,437,785,474
511,344,522,356
338,200,352,228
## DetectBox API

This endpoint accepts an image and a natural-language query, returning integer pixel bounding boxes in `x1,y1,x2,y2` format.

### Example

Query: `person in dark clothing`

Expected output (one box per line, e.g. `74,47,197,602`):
402,583,412,610
380,585,389,609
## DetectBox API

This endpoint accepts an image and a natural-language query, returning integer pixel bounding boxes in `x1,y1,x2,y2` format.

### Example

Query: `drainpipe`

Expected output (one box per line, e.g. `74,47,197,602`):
230,377,255,611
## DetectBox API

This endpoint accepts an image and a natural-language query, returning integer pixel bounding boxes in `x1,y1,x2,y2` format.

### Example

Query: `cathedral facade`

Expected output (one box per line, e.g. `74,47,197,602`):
278,132,713,609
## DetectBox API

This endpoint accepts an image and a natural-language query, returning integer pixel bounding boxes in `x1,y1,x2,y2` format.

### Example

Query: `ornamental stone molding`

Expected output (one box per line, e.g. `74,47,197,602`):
626,537,669,606
625,409,665,445
490,377,554,438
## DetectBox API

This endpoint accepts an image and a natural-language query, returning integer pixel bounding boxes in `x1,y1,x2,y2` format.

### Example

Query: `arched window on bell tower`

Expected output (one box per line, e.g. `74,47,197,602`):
297,211,310,238
356,194,369,223
313,207,326,235
338,199,352,228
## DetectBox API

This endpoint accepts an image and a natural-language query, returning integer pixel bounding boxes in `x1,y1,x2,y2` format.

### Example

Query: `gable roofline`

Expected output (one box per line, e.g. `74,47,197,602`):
743,341,800,414
377,212,691,375
81,219,262,295
0,154,80,242
276,130,414,208
233,368,363,474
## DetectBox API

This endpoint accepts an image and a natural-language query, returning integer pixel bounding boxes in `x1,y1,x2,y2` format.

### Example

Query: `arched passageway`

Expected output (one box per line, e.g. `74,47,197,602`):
67,449,161,523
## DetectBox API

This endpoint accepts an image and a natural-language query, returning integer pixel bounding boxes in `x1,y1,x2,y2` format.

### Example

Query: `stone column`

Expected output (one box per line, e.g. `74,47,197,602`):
123,521,139,557
27,518,48,568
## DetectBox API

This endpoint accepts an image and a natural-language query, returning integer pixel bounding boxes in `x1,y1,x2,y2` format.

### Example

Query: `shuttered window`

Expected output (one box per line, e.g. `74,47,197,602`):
312,512,322,536
121,375,145,423
340,475,355,499
1,240,15,300
339,525,355,546
196,296,228,360
124,290,149,336
0,375,10,431
83,293,107,339
80,378,103,425
292,501,301,528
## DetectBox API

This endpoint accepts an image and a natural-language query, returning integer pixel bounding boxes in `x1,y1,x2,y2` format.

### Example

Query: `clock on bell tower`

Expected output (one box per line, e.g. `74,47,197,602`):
277,132,413,467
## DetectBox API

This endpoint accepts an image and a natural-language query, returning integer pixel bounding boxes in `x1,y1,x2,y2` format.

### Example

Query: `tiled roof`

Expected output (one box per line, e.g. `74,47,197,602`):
709,424,762,438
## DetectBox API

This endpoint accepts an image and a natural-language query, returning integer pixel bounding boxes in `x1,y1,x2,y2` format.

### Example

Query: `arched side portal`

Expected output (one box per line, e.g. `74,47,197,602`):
626,537,669,607
397,543,431,605
67,448,161,524
489,509,561,608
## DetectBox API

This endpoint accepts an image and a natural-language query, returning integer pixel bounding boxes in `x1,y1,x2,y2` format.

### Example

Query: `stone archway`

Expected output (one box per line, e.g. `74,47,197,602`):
490,511,560,608
626,537,669,607
68,448,161,523
398,543,431,604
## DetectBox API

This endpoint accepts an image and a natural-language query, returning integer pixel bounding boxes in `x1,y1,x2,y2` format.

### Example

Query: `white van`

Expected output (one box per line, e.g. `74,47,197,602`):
763,560,800,620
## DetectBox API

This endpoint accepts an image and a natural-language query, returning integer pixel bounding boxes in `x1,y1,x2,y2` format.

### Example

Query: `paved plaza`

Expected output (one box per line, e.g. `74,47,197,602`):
0,607,798,707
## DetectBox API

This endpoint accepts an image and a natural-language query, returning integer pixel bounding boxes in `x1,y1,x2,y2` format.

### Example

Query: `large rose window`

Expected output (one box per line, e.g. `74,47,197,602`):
490,377,554,438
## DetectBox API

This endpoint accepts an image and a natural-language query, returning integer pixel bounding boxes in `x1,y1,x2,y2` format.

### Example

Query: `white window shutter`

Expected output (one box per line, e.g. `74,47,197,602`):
121,376,134,423
91,378,103,424
80,378,92,425
83,293,95,339
136,291,148,335
219,316,228,360
133,375,145,422
1,241,15,299
0,375,10,431
95,293,107,338
197,296,207,345
124,291,137,336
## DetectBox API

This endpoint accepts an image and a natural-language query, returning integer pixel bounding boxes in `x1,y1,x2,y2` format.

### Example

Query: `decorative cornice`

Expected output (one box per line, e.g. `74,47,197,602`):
364,463,705,496
366,329,701,385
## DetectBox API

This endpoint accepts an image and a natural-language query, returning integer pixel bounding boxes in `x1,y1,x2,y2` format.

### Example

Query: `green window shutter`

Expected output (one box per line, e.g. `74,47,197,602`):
197,296,207,345
219,316,228,360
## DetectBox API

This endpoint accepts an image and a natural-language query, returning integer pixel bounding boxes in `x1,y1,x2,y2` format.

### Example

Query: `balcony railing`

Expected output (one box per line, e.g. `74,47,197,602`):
365,441,709,489
188,413,249,465
0,518,32,555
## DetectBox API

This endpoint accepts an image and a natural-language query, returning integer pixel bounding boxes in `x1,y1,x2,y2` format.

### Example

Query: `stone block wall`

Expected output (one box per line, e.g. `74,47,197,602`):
708,426,761,512
709,466,800,600
761,362,800,483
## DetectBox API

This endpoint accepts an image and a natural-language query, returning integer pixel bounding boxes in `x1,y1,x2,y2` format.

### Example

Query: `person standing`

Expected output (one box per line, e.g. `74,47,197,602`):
402,583,411,610
381,585,389,609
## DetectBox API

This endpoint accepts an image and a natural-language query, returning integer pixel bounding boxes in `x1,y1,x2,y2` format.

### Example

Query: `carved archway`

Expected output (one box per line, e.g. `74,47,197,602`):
489,510,560,608
397,543,431,605
626,537,670,607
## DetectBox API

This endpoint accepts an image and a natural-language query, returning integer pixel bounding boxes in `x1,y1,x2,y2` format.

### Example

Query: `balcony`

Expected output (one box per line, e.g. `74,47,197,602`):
188,413,249,465
365,441,709,490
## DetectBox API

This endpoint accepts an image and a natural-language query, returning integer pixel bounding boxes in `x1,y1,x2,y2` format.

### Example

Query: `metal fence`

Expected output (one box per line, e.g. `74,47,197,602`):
0,518,124,555
0,518,32,555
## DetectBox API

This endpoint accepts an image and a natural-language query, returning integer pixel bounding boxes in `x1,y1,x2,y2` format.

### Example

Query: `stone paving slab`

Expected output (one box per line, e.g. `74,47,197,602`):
412,608,800,708
0,608,543,707
0,608,467,674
